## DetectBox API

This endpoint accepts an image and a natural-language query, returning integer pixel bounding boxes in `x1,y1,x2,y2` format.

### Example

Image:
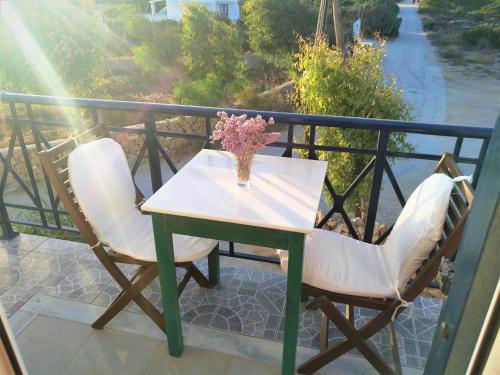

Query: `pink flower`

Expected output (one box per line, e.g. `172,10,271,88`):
210,112,280,156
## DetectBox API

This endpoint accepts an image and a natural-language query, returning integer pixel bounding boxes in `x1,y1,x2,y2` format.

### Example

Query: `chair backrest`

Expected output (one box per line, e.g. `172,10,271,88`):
37,125,110,248
399,153,474,301
384,173,455,289
67,138,138,242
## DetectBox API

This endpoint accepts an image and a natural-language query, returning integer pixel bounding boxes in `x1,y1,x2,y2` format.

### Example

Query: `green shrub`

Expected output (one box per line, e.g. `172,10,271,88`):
294,38,412,209
0,1,105,96
345,0,403,37
174,4,245,106
173,73,227,107
242,0,317,55
132,21,182,73
462,25,500,48
439,44,463,60
474,0,500,19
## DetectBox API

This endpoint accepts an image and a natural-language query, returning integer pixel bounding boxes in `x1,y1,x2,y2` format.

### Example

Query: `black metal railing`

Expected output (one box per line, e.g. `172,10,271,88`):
0,92,494,263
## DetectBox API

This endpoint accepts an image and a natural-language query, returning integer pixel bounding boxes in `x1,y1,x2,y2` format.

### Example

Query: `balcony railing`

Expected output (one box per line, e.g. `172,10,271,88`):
0,92,494,263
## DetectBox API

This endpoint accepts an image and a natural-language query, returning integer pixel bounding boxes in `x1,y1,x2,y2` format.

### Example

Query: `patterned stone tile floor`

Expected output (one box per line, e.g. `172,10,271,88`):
0,233,442,370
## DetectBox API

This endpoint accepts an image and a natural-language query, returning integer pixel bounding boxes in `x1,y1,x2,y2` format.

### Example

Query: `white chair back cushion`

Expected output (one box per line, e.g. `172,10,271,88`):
68,138,138,241
384,173,454,289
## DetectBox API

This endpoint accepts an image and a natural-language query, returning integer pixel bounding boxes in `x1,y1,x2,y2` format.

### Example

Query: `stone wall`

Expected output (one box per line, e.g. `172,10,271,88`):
1,116,207,193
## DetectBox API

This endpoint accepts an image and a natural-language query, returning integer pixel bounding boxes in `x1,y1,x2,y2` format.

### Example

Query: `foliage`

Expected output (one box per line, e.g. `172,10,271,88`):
181,5,243,81
174,4,245,105
462,25,500,48
241,0,317,55
101,3,149,47
294,38,412,210
473,0,500,19
132,21,182,72
344,0,403,37
419,0,499,64
0,1,104,96
173,73,227,106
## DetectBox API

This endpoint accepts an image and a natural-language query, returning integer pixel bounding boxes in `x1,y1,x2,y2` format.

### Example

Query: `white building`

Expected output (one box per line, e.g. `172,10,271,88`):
147,0,240,22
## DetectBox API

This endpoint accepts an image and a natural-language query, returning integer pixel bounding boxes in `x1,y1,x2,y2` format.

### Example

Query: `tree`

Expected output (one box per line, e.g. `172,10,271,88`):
241,0,317,55
294,38,412,211
133,21,182,72
0,1,104,96
174,4,245,105
343,0,402,37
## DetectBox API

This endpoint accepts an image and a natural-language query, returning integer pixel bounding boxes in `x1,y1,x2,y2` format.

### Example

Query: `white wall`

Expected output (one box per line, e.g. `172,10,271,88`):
226,2,240,20
149,1,240,22
166,3,184,21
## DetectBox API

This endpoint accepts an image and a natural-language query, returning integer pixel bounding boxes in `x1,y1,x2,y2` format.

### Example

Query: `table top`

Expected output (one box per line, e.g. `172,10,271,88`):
142,150,327,234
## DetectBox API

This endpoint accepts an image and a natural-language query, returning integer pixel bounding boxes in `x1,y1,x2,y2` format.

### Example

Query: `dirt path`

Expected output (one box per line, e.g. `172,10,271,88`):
378,0,498,222
383,0,499,128
383,0,447,124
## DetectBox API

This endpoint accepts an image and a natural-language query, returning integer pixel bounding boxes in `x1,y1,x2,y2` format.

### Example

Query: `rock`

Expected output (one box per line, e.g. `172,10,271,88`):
378,224,388,235
327,218,337,230
316,210,323,224
352,217,363,227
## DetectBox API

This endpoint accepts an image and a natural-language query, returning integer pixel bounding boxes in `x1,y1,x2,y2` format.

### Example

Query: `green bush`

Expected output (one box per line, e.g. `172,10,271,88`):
294,38,412,209
132,21,182,73
462,25,500,48
346,0,403,37
173,74,227,106
0,1,104,96
174,4,245,105
242,0,317,55
474,0,500,19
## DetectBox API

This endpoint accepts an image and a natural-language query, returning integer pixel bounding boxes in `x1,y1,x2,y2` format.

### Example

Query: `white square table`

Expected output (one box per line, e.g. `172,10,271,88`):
142,149,327,375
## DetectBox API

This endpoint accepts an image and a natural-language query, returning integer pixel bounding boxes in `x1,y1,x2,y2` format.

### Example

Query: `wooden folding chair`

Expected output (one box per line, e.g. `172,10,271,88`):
294,154,474,374
38,125,217,333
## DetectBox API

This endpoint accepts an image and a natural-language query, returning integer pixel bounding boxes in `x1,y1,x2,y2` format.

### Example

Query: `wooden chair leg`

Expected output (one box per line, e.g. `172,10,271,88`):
346,304,355,326
298,296,394,374
92,264,163,331
389,322,402,375
189,263,212,288
319,311,329,352
177,267,193,296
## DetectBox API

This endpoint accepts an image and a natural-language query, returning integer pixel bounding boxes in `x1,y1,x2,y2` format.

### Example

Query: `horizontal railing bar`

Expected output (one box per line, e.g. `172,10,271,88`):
2,119,212,142
218,249,280,264
2,202,69,216
270,142,481,164
155,130,208,141
269,141,377,155
386,151,480,164
1,92,492,139
10,220,79,233
1,117,76,129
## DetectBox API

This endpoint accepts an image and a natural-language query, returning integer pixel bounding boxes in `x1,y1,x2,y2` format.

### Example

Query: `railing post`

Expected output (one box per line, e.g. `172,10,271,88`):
145,114,163,193
364,130,389,243
0,197,16,239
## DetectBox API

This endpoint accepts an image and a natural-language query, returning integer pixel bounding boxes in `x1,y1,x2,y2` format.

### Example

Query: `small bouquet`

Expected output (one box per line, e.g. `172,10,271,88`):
210,111,280,186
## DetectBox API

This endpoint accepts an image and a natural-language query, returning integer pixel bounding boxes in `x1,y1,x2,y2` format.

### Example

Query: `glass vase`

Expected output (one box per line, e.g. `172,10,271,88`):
235,153,255,187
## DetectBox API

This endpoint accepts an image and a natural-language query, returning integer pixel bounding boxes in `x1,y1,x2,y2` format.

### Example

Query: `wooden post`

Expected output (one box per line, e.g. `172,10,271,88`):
315,0,328,43
332,0,344,50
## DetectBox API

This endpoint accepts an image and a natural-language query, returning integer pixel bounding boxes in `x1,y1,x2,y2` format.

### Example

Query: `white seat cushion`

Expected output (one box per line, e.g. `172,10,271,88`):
68,138,217,262
278,173,454,298
278,229,397,298
101,212,216,263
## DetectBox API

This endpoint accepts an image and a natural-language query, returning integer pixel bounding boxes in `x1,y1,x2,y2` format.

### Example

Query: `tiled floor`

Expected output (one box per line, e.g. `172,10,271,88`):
1,233,442,371
15,312,396,375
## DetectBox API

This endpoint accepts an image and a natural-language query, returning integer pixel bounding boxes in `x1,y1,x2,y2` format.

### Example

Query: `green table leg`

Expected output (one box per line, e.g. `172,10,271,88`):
208,243,220,286
152,214,184,356
282,232,305,375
